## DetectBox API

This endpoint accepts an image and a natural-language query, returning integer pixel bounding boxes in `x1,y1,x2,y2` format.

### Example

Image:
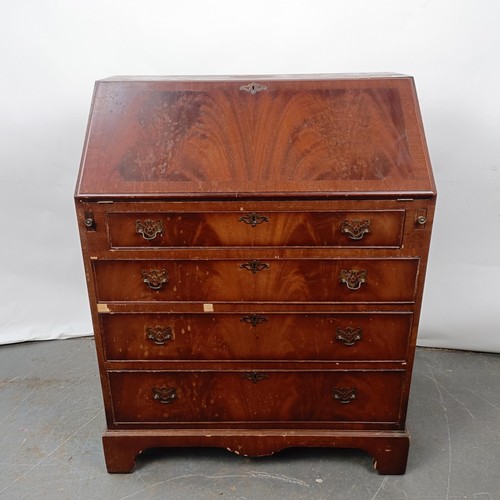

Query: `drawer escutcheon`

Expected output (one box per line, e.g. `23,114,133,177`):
240,314,269,327
243,372,269,384
238,212,269,227
239,260,270,274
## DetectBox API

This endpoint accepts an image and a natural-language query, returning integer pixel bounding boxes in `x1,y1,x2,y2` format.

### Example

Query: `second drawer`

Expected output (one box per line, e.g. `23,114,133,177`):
94,258,419,303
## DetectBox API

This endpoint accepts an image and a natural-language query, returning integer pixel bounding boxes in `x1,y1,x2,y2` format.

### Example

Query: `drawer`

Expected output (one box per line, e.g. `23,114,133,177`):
101,312,412,361
108,370,405,424
93,258,419,303
107,210,404,248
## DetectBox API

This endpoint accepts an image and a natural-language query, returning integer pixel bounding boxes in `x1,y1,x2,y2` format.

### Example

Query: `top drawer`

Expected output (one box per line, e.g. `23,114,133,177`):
107,210,404,248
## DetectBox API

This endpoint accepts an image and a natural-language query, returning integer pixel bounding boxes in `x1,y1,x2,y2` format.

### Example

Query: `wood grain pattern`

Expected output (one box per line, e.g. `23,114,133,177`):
101,428,409,474
76,75,436,198
108,370,405,424
100,312,412,361
93,258,419,303
75,74,436,475
111,88,410,183
107,210,404,248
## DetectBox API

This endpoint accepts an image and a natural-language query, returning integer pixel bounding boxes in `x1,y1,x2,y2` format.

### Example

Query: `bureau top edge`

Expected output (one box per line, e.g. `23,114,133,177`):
74,190,437,202
99,73,410,83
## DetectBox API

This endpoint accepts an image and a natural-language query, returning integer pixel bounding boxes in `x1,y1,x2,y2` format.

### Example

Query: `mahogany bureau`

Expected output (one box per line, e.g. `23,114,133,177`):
75,74,436,474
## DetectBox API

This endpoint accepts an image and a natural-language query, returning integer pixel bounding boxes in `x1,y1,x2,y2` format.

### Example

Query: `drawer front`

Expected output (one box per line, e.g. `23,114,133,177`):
107,210,404,248
108,370,404,424
101,312,412,361
94,258,419,303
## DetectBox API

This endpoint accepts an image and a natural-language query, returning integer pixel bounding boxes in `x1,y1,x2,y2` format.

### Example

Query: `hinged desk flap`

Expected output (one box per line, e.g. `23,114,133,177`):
76,74,436,199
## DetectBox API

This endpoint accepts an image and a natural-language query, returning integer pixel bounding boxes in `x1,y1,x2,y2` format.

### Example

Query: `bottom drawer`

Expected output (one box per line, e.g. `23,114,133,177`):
108,370,404,424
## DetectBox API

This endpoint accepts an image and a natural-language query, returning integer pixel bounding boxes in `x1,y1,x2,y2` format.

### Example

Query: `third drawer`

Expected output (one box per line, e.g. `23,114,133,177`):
100,312,413,361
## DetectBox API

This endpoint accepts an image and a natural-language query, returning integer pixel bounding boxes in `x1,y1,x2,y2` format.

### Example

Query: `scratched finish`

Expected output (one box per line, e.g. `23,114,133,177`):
93,258,419,303
112,88,409,182
107,210,405,248
101,312,412,362
75,75,437,473
108,370,404,424
0,338,498,500
90,86,409,182
76,76,435,198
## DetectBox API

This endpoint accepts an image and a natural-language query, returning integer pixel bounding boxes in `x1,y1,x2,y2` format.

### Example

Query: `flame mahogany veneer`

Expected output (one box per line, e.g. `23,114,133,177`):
75,74,436,474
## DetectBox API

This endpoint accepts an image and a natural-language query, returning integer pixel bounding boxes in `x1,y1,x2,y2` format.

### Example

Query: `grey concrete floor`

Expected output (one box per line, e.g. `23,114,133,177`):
0,338,499,500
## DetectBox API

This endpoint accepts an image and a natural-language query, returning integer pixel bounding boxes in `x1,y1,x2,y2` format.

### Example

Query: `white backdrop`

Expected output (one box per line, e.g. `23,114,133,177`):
1,0,499,351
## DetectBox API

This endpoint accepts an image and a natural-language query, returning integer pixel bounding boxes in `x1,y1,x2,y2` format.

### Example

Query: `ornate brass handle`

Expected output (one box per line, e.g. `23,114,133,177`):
241,314,268,327
335,327,362,346
142,269,169,290
339,269,367,290
146,326,173,345
332,387,357,404
239,260,270,274
136,219,163,240
340,218,371,240
152,386,177,404
243,372,268,384
239,213,269,227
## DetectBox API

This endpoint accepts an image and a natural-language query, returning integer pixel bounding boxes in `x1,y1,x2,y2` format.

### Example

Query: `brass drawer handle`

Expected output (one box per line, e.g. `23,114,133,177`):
146,326,173,345
335,327,362,346
142,269,169,290
340,218,371,240
340,269,367,290
243,372,268,384
239,213,269,227
152,386,177,404
240,260,270,274
332,387,357,404
136,219,163,240
241,314,268,327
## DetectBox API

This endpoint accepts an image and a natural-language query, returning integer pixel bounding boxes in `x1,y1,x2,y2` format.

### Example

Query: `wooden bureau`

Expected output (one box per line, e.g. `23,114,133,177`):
75,74,436,474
